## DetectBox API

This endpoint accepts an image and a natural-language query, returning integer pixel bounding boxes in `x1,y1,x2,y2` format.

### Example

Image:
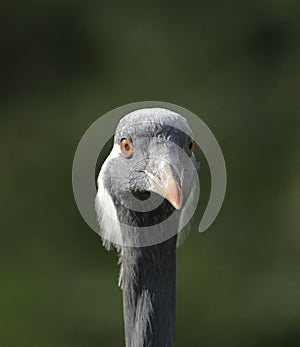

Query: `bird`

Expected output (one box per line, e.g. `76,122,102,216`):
95,108,198,347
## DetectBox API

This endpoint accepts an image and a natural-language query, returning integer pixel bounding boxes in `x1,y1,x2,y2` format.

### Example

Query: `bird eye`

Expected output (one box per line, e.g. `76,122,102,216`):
120,138,133,156
188,139,195,154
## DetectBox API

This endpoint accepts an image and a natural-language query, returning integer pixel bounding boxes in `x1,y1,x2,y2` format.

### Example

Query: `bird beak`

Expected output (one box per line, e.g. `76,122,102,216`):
144,162,183,210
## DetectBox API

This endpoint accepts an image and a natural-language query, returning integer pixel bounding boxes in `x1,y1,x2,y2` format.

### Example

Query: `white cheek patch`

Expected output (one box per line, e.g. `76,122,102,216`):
95,144,122,250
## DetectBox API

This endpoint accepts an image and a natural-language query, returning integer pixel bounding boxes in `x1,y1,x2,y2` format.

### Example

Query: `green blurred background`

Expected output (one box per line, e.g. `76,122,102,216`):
1,1,300,346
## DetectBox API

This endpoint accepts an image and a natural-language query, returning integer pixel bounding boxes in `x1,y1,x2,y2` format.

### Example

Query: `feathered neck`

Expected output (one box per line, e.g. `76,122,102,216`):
121,236,177,347
118,204,178,347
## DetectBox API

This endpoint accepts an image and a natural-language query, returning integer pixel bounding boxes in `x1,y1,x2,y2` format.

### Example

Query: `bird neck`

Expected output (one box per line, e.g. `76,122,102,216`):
121,236,177,347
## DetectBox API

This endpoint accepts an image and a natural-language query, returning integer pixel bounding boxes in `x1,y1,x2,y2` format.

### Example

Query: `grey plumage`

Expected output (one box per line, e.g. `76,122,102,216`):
95,108,198,347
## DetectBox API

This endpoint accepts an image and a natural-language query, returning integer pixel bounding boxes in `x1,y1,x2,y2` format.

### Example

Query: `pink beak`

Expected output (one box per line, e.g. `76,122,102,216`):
144,162,183,210
164,178,182,210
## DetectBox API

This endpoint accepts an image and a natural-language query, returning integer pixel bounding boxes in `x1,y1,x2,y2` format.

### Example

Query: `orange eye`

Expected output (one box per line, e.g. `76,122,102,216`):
188,139,195,154
120,138,133,156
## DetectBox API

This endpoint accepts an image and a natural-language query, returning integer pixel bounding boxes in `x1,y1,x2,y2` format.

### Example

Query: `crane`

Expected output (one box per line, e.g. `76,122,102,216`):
95,108,198,346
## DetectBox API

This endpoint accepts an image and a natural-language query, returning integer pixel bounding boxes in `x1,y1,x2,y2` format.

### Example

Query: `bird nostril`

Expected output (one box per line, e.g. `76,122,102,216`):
132,190,151,201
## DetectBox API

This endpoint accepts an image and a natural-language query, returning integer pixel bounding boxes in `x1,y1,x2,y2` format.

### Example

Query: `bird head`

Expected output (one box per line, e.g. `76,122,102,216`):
95,108,199,248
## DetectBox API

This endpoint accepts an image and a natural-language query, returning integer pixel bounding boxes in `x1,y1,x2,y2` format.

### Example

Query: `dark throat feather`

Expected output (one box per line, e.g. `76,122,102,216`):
118,201,177,347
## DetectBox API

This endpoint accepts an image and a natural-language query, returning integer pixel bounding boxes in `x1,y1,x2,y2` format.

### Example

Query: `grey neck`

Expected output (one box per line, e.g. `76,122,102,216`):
121,236,177,347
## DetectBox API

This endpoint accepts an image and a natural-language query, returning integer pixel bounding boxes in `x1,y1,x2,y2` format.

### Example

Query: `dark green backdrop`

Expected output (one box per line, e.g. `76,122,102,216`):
1,1,299,346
